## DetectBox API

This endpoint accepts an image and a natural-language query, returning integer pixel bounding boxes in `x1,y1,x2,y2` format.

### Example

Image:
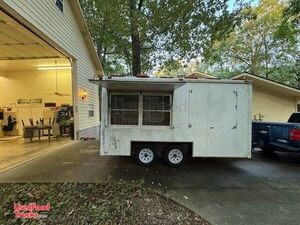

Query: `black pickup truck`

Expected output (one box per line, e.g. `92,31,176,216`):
252,113,300,153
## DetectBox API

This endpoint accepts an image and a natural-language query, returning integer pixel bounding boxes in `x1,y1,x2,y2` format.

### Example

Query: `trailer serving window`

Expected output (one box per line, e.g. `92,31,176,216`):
110,93,171,126
110,95,139,125
143,95,171,126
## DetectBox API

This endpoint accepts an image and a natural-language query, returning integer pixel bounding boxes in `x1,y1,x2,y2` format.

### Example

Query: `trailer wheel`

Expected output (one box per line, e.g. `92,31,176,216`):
164,146,186,167
135,145,157,166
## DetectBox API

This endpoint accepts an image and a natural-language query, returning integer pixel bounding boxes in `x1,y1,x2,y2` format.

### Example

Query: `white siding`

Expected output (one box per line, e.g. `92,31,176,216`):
3,0,100,133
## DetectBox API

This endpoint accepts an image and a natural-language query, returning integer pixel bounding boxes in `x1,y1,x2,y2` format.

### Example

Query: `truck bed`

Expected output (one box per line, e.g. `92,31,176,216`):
252,121,300,152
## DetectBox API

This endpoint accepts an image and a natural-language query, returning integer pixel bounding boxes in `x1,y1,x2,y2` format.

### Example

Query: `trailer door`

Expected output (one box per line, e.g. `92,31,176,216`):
206,85,240,157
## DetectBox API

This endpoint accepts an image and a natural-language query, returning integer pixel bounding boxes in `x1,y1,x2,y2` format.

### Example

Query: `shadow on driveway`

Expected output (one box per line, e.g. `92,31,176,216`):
0,140,300,225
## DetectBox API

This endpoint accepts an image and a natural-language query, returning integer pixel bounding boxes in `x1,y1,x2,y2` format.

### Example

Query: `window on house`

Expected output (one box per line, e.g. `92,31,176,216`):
297,103,300,112
142,95,171,126
88,104,94,117
110,95,139,125
56,0,64,12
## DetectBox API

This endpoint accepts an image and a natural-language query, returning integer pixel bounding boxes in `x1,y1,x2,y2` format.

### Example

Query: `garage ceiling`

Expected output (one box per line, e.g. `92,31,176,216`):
0,58,71,72
0,10,65,60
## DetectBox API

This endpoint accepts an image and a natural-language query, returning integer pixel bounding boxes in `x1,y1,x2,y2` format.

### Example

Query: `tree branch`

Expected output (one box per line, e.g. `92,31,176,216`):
138,0,143,10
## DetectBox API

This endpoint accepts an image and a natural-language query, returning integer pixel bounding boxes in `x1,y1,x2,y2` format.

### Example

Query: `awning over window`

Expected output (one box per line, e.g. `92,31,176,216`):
89,76,250,91
89,78,185,91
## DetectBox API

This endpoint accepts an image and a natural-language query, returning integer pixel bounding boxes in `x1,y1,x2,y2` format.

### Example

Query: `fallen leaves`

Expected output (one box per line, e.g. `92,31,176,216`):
0,181,210,225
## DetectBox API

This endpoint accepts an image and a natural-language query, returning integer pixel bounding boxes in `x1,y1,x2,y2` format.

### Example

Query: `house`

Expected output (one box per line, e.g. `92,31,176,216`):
0,0,103,140
233,73,300,122
186,72,218,79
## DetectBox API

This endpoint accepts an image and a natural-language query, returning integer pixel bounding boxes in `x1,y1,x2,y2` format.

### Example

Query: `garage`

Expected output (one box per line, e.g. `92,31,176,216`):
0,0,103,141
0,0,103,171
0,10,74,141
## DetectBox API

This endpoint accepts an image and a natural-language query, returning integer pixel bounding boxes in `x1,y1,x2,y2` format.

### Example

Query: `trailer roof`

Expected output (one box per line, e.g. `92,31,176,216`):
89,76,252,91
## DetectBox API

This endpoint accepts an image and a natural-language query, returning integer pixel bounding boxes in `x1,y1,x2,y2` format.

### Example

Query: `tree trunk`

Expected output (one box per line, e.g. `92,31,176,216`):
296,73,300,89
97,43,107,72
96,44,102,61
129,0,142,76
263,36,269,78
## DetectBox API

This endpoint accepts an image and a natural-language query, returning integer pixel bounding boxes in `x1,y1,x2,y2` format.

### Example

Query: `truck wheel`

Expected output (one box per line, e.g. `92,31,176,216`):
164,146,186,167
135,145,157,166
262,146,274,155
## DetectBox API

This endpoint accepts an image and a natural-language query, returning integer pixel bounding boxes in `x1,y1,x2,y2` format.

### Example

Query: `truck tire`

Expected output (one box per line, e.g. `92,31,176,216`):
164,146,186,167
262,145,274,155
135,145,158,167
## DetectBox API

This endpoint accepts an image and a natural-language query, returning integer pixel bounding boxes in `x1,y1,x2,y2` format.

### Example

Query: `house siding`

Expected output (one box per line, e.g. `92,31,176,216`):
3,0,100,137
253,86,296,122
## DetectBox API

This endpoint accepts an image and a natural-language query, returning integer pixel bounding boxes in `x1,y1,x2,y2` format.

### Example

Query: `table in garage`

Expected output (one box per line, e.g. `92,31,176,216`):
23,125,52,142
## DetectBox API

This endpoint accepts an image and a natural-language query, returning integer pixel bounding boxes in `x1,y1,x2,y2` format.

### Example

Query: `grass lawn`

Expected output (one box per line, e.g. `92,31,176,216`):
0,181,210,224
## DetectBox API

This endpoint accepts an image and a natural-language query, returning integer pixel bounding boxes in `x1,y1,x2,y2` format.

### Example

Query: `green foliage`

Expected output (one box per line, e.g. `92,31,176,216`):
80,0,242,75
80,0,132,74
155,59,188,77
205,0,300,88
284,0,300,28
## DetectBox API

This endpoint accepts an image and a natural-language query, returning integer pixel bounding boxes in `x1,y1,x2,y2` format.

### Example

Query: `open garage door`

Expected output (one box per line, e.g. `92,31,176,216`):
0,10,75,142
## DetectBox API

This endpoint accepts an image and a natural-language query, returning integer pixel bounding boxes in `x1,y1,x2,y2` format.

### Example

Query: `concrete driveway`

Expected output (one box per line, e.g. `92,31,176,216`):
0,140,300,225
0,138,72,173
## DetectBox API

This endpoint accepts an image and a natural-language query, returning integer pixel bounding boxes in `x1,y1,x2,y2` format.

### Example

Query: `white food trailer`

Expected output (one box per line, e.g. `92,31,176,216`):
91,76,252,167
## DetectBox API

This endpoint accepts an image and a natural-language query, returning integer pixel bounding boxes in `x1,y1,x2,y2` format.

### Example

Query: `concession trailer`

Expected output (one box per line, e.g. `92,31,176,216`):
91,76,252,167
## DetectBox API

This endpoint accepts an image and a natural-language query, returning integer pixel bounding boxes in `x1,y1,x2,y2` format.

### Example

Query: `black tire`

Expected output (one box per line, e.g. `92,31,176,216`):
163,146,186,167
135,145,158,167
262,145,274,155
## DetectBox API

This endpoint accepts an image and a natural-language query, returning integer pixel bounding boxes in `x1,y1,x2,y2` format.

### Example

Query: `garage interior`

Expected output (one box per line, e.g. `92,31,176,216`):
0,10,74,142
